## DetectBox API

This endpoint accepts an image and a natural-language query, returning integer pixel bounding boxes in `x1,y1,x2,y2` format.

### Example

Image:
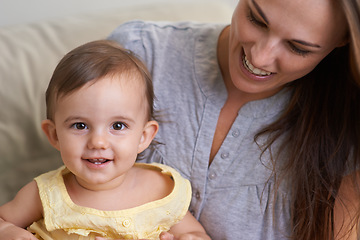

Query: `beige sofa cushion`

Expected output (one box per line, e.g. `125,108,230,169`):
0,1,232,204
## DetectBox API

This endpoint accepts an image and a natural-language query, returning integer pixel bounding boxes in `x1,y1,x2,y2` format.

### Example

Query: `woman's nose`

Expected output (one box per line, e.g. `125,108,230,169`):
87,131,110,149
250,37,279,68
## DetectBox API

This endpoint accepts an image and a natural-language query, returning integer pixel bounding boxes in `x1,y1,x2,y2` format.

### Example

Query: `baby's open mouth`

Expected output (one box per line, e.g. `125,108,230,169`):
86,158,110,165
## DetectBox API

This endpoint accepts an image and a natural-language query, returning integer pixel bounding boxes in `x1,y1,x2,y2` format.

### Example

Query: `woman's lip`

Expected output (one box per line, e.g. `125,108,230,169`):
243,55,272,76
239,52,275,81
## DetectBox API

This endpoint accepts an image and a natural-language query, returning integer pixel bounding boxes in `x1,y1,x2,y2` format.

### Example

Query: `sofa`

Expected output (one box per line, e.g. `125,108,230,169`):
0,1,232,205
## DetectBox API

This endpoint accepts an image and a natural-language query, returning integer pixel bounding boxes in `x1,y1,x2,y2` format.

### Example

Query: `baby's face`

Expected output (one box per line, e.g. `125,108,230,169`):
51,75,150,190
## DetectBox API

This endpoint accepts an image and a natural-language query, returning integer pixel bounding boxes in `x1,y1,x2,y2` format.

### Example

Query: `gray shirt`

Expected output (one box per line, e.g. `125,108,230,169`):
109,21,292,240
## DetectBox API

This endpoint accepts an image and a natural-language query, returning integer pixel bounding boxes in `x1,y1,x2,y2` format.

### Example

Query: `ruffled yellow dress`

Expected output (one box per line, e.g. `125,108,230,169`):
28,163,191,240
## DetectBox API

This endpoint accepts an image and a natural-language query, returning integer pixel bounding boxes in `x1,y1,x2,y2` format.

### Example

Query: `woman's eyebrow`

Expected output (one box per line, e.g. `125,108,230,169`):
293,39,321,48
252,0,269,25
251,0,321,49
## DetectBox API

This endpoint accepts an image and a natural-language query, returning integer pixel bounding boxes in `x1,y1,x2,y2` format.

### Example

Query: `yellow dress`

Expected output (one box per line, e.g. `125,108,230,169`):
28,163,191,240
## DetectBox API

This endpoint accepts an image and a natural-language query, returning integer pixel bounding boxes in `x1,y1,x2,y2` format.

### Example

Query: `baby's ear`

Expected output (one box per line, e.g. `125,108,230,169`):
137,120,159,154
41,119,60,150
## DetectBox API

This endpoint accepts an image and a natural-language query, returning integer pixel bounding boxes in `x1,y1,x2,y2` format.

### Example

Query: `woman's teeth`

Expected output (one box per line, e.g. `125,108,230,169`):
243,55,272,76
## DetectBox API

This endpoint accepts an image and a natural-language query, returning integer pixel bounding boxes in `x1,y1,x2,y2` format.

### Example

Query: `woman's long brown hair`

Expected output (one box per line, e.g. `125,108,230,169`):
255,0,360,239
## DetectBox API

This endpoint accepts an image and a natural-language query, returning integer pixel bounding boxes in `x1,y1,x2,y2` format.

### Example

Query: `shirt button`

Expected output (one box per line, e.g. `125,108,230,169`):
122,219,131,228
221,152,229,159
232,129,240,137
195,191,201,199
209,172,217,180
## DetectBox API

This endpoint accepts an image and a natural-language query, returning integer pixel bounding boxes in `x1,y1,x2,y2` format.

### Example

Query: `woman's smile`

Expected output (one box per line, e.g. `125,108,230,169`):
237,49,275,84
242,54,273,77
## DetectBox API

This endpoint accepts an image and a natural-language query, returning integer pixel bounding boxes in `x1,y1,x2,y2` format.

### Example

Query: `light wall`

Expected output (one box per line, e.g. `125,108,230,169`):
0,0,238,27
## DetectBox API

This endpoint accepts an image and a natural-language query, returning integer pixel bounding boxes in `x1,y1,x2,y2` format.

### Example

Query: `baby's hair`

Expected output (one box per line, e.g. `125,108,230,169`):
45,40,154,121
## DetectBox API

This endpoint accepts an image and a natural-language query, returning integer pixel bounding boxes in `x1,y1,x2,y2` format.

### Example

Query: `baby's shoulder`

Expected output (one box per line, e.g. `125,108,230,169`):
135,164,174,186
133,164,175,200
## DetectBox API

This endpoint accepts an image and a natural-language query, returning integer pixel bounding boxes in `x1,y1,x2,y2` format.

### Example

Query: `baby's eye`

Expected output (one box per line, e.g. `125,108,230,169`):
71,122,87,130
112,122,127,131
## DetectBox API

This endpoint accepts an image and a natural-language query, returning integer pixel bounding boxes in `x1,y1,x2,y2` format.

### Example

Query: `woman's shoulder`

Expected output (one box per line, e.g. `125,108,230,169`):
109,20,223,35
108,20,226,49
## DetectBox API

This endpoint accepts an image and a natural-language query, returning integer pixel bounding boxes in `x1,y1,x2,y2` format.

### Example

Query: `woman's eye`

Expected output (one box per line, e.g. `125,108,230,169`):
72,122,87,130
288,42,311,57
247,9,267,28
112,122,126,131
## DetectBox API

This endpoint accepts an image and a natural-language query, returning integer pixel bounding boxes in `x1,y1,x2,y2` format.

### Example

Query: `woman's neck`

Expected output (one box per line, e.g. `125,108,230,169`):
217,25,248,108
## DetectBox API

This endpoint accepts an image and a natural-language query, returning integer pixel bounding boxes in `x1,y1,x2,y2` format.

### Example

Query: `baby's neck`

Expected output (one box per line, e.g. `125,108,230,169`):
63,170,132,211
62,166,174,211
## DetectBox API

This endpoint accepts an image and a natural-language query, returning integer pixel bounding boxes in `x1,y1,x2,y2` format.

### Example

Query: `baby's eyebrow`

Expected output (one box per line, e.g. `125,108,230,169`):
111,115,136,124
64,116,81,122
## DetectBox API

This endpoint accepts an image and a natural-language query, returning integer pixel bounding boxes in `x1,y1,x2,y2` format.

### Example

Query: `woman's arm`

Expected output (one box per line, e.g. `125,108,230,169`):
334,170,360,240
0,180,43,240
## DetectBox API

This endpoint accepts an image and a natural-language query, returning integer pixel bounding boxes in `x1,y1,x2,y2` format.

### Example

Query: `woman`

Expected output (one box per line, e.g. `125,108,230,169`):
108,0,360,239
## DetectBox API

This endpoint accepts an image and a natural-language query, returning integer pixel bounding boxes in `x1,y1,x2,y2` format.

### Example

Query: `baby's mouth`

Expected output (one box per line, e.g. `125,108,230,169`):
243,55,272,76
86,158,110,165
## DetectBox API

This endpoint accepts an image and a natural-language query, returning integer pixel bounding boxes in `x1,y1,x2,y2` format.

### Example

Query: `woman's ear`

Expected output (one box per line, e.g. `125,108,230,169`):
137,120,159,154
41,119,60,151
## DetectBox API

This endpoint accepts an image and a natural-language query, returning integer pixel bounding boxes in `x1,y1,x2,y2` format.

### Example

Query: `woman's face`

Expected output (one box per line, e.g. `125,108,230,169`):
227,0,348,98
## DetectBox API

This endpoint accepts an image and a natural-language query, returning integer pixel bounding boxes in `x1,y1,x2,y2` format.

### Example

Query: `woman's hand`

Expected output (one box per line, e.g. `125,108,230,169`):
95,238,148,240
94,232,210,240
160,231,211,240
164,212,211,240
0,220,38,240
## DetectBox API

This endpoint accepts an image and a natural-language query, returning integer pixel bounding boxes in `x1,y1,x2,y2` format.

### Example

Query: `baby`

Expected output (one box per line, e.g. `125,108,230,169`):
0,40,210,240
